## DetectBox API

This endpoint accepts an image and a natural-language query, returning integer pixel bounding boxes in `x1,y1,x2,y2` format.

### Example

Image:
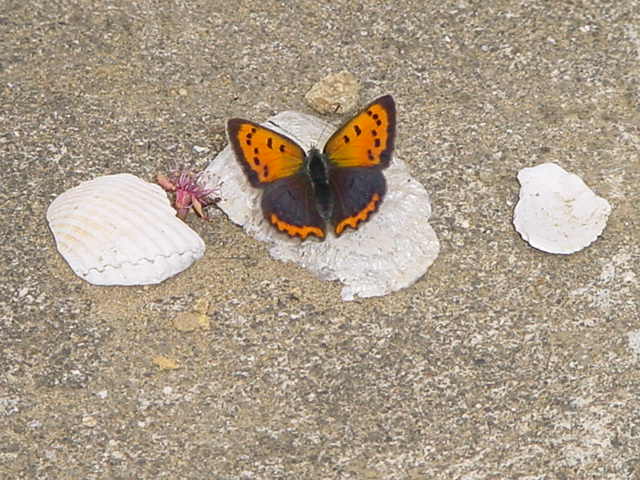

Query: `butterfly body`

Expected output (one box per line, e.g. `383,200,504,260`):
228,95,396,240
305,148,332,220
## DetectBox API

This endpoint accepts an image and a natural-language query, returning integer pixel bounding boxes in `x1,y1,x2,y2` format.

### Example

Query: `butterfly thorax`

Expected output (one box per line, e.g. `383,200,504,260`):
305,147,332,220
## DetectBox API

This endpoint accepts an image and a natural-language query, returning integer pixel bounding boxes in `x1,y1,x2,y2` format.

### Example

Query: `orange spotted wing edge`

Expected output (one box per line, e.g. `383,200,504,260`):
323,95,396,169
261,174,327,240
227,118,306,187
329,166,387,236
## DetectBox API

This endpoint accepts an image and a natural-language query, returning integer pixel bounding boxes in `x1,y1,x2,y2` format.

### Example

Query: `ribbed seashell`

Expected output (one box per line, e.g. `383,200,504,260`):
47,174,205,285
513,163,612,254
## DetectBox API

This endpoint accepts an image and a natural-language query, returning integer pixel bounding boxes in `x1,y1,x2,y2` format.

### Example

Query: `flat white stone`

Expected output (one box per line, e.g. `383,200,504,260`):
513,163,612,255
203,111,440,300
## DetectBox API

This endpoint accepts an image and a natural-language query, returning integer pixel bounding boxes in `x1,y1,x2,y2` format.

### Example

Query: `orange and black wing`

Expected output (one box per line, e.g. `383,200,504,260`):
261,174,326,240
227,119,307,187
323,95,396,169
329,167,386,236
323,95,396,235
227,119,326,240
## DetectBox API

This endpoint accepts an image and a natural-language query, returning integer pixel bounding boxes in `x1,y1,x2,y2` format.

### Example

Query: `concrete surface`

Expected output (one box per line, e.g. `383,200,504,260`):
1,1,639,478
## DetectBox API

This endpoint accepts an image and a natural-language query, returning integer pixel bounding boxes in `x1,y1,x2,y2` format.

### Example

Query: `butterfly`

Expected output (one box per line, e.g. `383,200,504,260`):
227,95,396,240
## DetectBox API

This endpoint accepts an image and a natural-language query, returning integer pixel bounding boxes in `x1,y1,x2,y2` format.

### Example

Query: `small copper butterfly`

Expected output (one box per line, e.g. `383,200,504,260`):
227,95,396,240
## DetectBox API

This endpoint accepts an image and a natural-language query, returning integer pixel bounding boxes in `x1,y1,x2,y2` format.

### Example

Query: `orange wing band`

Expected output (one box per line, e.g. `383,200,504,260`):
334,193,382,236
270,213,325,240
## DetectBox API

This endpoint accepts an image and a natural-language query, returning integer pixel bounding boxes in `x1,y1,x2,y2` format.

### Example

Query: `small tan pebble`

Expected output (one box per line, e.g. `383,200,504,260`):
152,355,179,370
305,71,360,114
82,415,97,427
172,311,209,332
178,88,188,96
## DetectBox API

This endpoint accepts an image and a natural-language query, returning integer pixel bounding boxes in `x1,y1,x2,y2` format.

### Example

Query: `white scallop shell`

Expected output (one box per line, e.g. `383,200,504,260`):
47,174,205,285
513,163,612,254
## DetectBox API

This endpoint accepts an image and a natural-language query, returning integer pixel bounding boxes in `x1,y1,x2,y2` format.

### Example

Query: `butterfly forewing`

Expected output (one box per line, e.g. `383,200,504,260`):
227,119,306,187
323,95,396,169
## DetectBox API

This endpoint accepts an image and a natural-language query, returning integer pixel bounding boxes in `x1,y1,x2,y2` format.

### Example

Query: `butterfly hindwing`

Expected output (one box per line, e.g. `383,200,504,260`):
227,119,306,187
329,166,387,236
261,174,326,240
323,95,396,169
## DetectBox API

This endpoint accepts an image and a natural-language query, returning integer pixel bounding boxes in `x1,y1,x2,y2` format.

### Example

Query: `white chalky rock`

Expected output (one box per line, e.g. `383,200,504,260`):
47,174,205,285
513,163,612,254
203,110,440,300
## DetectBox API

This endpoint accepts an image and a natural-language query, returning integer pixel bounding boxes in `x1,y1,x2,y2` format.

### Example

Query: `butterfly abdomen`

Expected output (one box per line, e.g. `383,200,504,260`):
306,148,333,220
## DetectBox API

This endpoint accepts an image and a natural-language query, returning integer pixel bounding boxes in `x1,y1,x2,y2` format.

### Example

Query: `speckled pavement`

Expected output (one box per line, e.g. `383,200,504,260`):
2,1,639,478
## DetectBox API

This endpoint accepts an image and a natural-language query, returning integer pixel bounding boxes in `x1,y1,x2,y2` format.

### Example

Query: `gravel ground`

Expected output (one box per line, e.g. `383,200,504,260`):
2,1,639,478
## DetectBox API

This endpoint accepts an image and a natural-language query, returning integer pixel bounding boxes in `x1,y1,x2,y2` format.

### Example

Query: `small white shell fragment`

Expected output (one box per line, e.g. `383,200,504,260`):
47,174,205,285
203,111,440,301
513,163,612,254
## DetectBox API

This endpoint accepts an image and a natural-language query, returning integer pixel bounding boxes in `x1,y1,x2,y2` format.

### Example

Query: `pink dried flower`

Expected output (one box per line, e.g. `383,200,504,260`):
157,169,216,220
